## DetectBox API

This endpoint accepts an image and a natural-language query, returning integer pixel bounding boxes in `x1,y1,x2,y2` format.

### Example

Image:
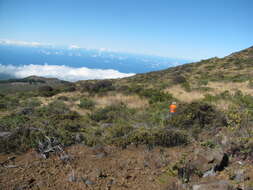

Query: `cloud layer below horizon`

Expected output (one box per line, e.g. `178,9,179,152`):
0,64,135,81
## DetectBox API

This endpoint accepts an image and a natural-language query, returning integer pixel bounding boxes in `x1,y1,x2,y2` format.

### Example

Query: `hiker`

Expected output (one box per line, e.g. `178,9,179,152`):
169,101,177,115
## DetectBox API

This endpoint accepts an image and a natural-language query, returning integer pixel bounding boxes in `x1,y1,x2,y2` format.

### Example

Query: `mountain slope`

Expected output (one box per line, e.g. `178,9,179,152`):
108,46,253,104
1,46,253,190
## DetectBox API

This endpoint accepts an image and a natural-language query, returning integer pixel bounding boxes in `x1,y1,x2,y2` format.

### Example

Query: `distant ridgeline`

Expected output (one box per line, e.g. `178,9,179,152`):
0,76,73,94
0,78,46,84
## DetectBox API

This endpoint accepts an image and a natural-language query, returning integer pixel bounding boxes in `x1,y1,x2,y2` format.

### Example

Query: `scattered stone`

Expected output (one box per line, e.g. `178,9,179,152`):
81,177,95,185
191,147,224,172
100,123,113,128
144,161,149,168
68,172,77,182
107,179,115,186
234,169,245,182
89,168,103,181
3,165,19,168
75,133,84,143
96,152,107,159
203,167,216,178
0,131,12,138
60,154,72,163
192,180,232,190
13,186,26,190
0,156,16,167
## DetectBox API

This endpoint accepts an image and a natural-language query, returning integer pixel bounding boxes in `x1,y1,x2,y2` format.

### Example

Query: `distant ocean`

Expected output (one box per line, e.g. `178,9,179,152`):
0,44,190,81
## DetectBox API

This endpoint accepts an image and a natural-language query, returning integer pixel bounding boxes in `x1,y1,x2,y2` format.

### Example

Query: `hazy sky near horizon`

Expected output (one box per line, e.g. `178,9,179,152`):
0,0,252,60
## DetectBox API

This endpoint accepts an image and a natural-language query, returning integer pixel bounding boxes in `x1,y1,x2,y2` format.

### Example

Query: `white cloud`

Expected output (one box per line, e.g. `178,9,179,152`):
69,44,80,49
0,39,47,47
0,39,120,54
99,48,110,52
0,64,135,82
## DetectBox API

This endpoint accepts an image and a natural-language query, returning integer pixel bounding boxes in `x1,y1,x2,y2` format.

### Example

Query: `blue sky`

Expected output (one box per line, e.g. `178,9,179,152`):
0,0,252,60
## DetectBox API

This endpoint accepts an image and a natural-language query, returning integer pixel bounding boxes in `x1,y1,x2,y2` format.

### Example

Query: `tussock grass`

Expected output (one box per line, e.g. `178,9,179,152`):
164,85,204,103
207,81,253,95
92,93,149,109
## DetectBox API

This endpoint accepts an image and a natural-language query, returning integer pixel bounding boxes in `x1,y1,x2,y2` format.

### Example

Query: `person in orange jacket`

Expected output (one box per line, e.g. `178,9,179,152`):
169,101,177,114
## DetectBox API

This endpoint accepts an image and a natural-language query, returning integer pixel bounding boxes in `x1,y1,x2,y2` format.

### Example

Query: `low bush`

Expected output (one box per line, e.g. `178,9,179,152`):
82,80,115,94
201,140,216,149
198,79,209,86
139,88,174,104
0,128,44,153
90,103,133,122
22,98,42,108
203,94,220,103
79,98,95,109
181,82,191,92
38,85,56,97
130,127,189,148
171,75,187,84
57,96,69,101
0,103,7,110
168,102,227,130
63,85,76,92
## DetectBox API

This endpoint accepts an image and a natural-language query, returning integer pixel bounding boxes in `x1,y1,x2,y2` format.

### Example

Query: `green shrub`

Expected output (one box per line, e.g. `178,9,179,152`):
0,113,29,131
248,80,253,89
139,88,174,104
90,103,132,122
172,75,187,84
168,102,227,130
201,140,216,149
0,103,7,110
63,85,76,92
82,80,115,94
0,95,20,110
0,93,5,98
106,122,133,139
231,74,250,83
233,91,253,109
79,98,95,109
82,126,105,146
181,82,191,92
22,98,42,108
37,100,80,121
0,128,44,153
198,79,209,86
57,96,69,101
38,85,56,97
130,127,189,148
203,94,220,103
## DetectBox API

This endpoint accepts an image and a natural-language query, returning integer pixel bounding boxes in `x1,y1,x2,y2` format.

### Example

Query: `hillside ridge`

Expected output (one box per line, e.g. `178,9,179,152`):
1,46,253,190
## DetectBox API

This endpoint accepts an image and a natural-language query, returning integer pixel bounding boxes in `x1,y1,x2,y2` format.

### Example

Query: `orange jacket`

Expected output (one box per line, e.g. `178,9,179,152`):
169,104,177,113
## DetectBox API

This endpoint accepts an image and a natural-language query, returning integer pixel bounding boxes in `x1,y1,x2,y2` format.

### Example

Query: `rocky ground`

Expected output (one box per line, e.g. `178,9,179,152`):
1,143,253,190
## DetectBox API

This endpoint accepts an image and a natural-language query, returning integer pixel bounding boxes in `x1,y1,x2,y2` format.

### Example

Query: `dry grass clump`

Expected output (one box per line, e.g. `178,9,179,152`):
164,81,253,104
37,91,90,115
164,85,204,103
211,99,234,111
37,92,148,115
207,81,253,95
92,93,149,109
38,91,85,106
0,111,9,118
